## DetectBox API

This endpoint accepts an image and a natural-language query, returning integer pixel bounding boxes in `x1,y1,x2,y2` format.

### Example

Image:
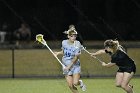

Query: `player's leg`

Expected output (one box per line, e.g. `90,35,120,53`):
73,73,86,91
115,72,124,87
65,75,79,93
121,72,134,93
73,66,86,91
73,73,80,86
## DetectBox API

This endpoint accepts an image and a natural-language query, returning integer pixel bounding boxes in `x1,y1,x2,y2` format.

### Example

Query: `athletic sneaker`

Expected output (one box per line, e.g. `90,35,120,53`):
79,80,86,91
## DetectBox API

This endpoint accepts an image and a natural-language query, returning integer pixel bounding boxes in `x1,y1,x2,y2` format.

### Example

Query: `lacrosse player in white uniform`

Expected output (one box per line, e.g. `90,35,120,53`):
54,26,86,93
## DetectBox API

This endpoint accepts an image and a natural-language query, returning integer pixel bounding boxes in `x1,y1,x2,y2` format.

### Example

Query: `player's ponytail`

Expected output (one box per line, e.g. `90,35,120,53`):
63,24,77,35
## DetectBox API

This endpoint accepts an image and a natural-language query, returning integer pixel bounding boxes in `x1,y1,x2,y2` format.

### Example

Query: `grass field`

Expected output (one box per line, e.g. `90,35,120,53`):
0,78,139,93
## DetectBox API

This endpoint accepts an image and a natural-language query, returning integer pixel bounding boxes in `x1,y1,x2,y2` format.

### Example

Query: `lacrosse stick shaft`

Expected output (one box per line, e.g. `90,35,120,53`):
82,47,91,54
93,56,103,63
36,34,66,68
82,47,103,63
44,43,66,68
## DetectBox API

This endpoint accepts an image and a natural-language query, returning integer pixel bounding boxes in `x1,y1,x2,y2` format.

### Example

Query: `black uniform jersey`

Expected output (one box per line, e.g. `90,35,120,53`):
111,50,135,67
105,49,136,73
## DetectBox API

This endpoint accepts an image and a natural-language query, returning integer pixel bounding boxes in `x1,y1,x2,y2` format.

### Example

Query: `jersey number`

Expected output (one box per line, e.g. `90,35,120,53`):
65,52,71,57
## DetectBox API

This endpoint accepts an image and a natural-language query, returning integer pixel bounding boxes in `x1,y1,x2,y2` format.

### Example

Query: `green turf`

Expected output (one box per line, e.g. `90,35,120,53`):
0,78,139,93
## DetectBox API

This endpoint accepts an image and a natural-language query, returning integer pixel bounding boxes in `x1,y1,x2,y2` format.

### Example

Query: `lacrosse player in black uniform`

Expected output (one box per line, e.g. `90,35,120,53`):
91,39,136,93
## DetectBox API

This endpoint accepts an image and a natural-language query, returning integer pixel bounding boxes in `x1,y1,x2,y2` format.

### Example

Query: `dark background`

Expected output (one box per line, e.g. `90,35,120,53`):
0,0,140,41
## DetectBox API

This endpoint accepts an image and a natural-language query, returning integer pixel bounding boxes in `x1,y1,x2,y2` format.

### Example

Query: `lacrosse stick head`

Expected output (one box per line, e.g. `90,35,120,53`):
36,34,46,45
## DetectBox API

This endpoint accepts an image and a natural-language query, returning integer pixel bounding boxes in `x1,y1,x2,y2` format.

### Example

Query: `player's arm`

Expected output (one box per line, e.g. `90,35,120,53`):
65,55,79,70
54,50,63,56
54,40,65,56
102,62,116,67
91,49,106,56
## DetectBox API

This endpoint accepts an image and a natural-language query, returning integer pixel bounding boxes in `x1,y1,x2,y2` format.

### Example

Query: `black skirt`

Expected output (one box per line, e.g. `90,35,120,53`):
117,65,136,74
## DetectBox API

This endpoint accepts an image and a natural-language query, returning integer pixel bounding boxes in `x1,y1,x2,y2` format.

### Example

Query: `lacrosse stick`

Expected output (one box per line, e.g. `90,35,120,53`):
36,34,66,68
81,46,103,63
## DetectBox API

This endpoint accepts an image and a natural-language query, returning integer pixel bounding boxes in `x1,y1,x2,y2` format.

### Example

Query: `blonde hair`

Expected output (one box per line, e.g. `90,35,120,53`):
68,30,77,35
63,29,78,35
104,39,119,50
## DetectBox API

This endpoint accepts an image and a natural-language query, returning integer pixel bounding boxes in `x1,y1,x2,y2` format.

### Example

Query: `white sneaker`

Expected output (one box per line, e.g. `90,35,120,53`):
79,80,86,91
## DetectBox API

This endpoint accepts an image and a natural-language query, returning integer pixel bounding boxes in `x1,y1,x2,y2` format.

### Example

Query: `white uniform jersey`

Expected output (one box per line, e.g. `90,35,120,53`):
62,40,81,66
